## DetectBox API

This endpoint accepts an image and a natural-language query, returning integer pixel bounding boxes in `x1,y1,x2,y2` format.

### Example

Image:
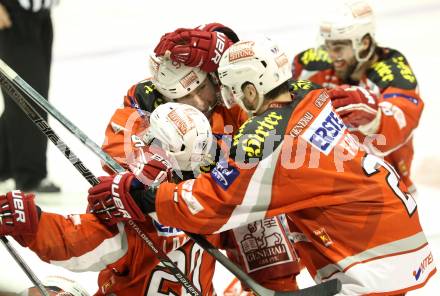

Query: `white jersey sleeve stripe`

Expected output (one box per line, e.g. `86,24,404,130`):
49,223,128,272
216,143,283,233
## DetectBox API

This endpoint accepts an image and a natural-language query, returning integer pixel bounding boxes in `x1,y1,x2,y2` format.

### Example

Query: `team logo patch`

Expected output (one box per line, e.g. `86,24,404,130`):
313,227,333,247
302,102,346,155
211,159,240,190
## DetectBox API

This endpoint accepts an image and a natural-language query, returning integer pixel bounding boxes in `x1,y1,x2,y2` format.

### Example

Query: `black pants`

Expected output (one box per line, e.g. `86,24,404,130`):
0,7,53,188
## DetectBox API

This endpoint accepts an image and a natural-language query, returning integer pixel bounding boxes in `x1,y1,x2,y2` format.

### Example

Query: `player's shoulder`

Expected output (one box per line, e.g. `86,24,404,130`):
126,78,167,112
289,79,323,98
294,47,333,71
231,102,298,162
366,47,418,90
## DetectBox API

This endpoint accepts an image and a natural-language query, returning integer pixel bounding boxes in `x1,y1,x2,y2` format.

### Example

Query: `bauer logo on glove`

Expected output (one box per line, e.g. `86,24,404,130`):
0,190,40,236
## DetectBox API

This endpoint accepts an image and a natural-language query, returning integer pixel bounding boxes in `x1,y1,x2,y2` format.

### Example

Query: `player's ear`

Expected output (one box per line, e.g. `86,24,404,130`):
242,83,258,101
360,34,372,51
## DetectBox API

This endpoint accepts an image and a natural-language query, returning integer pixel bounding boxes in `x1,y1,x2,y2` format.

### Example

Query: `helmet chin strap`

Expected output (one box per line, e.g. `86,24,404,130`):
352,43,376,75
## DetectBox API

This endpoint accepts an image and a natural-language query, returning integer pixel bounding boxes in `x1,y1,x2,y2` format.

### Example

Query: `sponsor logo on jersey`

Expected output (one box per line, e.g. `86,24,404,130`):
153,219,183,237
234,217,294,272
290,80,314,91
302,103,346,155
393,56,416,84
211,159,239,190
372,61,394,82
229,41,255,62
233,112,283,158
289,112,314,137
413,252,434,281
300,48,331,65
167,109,195,136
314,91,329,109
179,71,199,89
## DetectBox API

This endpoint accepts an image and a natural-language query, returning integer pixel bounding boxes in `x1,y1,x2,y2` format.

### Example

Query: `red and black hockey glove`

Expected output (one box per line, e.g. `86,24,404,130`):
154,28,234,73
127,145,173,187
87,171,161,225
88,172,146,225
0,190,40,236
328,85,381,134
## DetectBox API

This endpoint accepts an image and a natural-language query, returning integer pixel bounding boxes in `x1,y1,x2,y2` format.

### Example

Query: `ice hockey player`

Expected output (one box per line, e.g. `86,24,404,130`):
292,0,423,192
88,38,436,295
98,22,301,293
0,103,220,295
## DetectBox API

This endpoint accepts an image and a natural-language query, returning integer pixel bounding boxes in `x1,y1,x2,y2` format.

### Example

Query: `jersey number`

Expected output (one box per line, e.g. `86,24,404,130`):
362,154,417,216
145,244,204,295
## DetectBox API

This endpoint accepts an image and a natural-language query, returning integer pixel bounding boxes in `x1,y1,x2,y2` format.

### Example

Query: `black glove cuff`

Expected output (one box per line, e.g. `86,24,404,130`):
130,188,156,214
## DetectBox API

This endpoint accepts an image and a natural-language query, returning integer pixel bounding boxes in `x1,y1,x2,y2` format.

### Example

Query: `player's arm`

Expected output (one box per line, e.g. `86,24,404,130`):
373,86,423,154
330,52,423,155
0,191,126,272
102,79,162,174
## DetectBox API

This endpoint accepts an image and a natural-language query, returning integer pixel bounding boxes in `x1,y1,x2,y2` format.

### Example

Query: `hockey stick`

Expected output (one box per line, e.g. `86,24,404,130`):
0,61,202,296
0,59,341,296
0,237,50,296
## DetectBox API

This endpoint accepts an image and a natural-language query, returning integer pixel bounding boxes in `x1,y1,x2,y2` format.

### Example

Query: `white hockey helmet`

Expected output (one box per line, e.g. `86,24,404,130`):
217,38,291,114
146,102,213,172
319,0,376,62
149,54,208,100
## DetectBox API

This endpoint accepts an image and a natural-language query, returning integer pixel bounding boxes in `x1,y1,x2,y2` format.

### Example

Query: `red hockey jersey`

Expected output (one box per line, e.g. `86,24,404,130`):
101,78,300,293
154,81,435,295
292,47,423,190
14,212,218,295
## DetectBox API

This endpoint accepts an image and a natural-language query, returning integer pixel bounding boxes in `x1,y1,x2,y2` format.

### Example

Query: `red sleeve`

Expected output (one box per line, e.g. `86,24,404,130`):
372,86,423,154
101,107,149,174
155,161,248,234
13,212,124,271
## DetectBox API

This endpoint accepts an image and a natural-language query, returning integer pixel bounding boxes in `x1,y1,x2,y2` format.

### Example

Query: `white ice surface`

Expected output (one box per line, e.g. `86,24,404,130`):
1,0,439,294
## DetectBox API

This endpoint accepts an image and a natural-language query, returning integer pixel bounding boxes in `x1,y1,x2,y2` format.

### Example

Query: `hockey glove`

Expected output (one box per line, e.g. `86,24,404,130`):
329,85,382,135
0,190,40,236
87,172,146,225
127,146,173,187
154,29,233,73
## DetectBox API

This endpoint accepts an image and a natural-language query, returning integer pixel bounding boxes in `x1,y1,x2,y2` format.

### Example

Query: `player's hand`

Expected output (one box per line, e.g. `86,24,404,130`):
87,172,147,225
0,191,39,236
0,3,12,29
328,85,381,134
154,29,233,73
